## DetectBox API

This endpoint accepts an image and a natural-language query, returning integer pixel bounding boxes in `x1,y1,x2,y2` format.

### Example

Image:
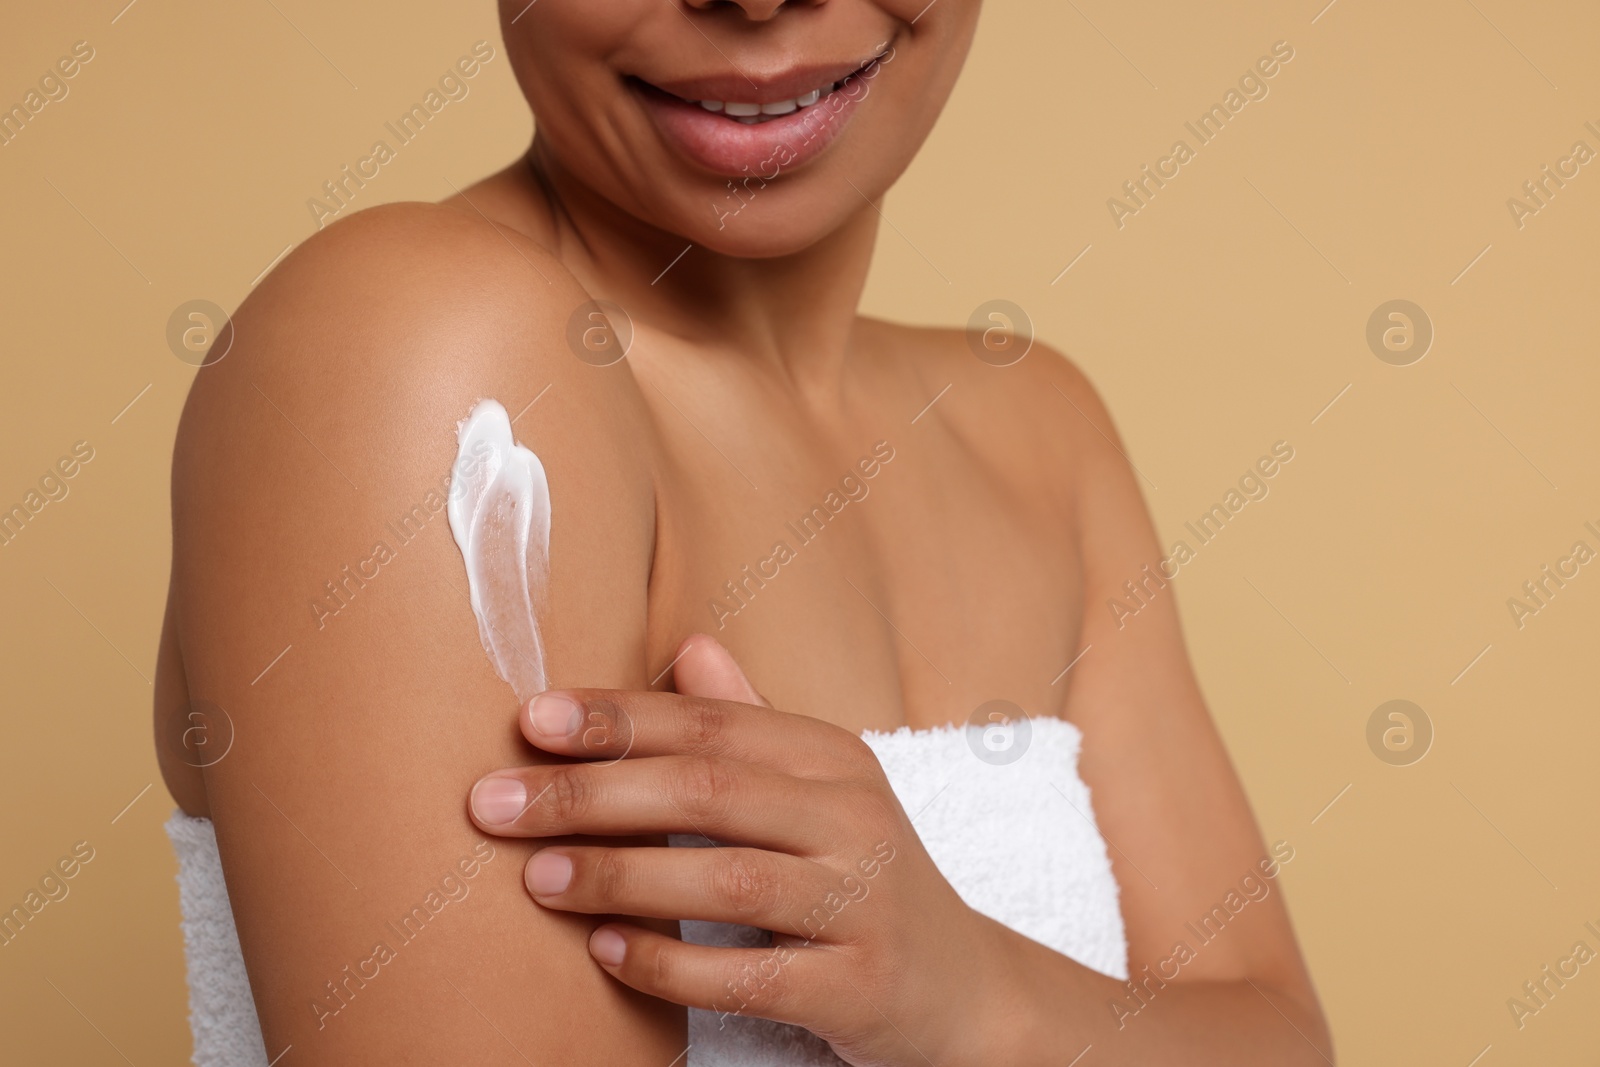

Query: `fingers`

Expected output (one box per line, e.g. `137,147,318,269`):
469,755,848,854
518,688,876,777
524,845,846,936
586,922,822,1025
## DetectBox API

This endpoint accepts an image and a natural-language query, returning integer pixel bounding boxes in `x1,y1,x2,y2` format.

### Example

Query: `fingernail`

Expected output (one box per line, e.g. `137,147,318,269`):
590,927,626,967
526,851,573,896
471,777,527,825
529,693,581,739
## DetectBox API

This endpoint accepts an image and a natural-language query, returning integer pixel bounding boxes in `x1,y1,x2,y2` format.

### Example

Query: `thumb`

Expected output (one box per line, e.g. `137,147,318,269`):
670,634,770,707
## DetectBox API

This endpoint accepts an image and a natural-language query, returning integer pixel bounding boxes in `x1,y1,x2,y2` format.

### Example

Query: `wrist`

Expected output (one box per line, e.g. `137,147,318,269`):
928,913,1053,1067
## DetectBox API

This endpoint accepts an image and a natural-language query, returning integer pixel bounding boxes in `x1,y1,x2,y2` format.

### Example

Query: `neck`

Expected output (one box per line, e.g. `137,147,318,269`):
525,139,878,395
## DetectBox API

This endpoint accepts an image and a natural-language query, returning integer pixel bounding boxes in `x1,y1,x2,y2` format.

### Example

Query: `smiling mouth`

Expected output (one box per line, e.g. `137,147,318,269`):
699,83,837,123
633,45,892,125
628,42,895,179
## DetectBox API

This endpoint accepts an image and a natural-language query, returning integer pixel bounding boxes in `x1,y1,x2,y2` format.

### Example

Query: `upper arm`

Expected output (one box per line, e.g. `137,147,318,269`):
171,204,681,1062
1045,353,1318,1004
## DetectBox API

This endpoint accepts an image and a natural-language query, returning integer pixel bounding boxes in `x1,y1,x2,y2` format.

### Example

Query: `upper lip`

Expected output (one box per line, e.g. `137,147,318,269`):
636,51,887,105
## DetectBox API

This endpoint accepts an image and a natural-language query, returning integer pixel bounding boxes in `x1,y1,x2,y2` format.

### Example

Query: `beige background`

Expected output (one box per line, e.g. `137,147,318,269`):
3,0,1597,1062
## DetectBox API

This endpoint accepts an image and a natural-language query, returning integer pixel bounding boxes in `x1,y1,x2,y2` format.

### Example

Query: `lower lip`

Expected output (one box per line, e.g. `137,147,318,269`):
634,79,868,179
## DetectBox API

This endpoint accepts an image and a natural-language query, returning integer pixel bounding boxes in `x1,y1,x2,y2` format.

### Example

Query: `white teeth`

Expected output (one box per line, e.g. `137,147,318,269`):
696,83,831,121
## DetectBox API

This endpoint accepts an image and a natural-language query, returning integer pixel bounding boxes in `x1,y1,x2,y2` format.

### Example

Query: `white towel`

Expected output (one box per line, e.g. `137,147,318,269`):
164,812,271,1067
681,716,1128,1065
166,716,1126,1066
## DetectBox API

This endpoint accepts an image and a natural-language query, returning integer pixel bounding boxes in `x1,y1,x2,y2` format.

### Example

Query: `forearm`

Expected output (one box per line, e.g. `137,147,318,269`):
953,916,1333,1067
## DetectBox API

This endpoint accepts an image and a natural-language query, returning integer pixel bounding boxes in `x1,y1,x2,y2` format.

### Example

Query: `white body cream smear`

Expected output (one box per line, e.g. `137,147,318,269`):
447,399,552,704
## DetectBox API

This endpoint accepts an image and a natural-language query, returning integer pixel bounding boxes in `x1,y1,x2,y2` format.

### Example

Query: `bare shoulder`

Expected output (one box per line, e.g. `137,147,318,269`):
855,314,1124,484
173,199,659,621
164,202,676,1062
178,200,648,460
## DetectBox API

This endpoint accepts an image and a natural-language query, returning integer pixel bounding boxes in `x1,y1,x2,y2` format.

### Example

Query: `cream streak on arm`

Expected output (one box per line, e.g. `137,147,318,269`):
447,398,551,703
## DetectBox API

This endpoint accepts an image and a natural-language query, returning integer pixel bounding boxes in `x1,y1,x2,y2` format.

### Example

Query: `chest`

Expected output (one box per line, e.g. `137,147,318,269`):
640,386,1087,734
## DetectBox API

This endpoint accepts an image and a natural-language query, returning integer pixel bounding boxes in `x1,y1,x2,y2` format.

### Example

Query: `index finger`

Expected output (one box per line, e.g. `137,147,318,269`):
519,690,872,778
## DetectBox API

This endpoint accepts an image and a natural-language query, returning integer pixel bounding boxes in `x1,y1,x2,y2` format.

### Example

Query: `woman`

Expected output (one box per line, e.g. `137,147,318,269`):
157,1,1331,1063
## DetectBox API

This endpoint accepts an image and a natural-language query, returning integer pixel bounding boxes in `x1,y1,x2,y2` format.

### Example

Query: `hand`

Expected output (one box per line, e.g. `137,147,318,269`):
467,634,1016,1067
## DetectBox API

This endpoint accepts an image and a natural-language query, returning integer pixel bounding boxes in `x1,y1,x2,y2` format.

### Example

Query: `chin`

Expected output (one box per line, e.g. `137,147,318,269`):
659,177,878,259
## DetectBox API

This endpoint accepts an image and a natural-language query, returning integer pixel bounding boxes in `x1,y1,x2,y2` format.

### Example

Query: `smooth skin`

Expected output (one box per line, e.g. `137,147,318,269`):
156,0,1331,1064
